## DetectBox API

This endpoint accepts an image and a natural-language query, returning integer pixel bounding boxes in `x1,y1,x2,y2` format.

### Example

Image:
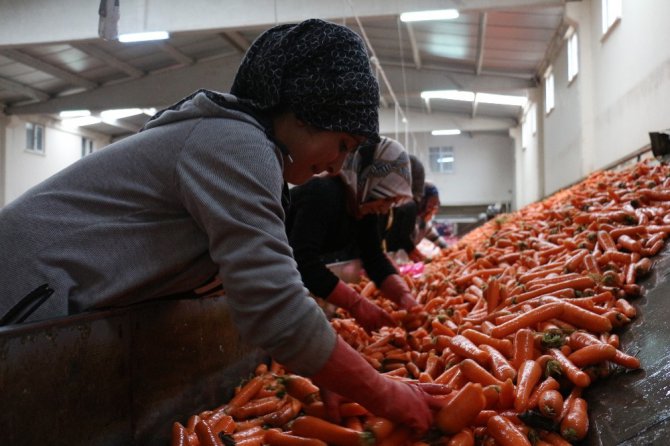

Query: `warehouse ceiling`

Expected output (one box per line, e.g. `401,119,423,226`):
0,0,570,139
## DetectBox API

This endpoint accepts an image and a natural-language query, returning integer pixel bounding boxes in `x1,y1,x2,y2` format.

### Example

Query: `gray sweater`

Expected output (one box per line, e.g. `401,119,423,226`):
0,91,336,375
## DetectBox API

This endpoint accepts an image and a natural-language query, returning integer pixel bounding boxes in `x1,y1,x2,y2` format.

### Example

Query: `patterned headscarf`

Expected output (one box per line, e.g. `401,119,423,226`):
230,19,380,144
340,137,412,206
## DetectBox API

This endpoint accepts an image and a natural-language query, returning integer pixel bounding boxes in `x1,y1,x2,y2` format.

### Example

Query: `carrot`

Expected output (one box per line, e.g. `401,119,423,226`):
435,382,487,434
364,417,394,442
541,431,573,446
195,420,224,446
568,343,617,368
206,411,235,435
537,389,563,418
635,257,653,276
597,230,617,251
497,378,516,410
615,298,637,318
548,348,591,387
559,301,612,333
447,335,491,365
490,302,564,338
172,422,189,446
479,344,516,382
265,429,327,446
279,374,320,404
447,428,475,446
232,395,284,419
560,397,589,441
527,376,560,410
511,328,535,370
377,426,412,446
486,415,531,446
290,416,374,446
264,397,302,427
462,329,513,357
514,359,542,412
617,234,642,252
339,402,369,418
460,358,503,387
505,277,595,306
485,278,501,312
571,331,641,369
225,376,264,414
186,414,201,433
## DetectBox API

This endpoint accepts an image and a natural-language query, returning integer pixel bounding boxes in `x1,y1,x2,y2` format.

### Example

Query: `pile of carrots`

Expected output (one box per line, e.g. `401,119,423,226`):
172,159,669,446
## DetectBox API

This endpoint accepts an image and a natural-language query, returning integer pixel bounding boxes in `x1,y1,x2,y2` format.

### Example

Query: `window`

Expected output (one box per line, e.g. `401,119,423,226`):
567,32,579,83
81,137,94,157
544,68,555,115
26,123,45,154
602,0,622,35
429,146,454,173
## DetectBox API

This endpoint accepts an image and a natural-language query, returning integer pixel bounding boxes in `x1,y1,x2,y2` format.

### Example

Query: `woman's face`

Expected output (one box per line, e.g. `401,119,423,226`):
273,113,364,185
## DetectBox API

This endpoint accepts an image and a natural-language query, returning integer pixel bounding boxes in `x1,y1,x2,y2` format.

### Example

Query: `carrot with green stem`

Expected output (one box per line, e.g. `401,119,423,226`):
490,302,564,338
548,348,591,387
224,376,265,415
560,397,589,442
278,374,320,404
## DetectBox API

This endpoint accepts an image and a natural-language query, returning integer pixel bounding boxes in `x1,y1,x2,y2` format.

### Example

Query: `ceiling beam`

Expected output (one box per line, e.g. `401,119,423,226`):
0,49,97,90
220,31,251,54
155,42,194,66
0,0,565,46
5,55,240,115
379,107,515,134
404,22,422,70
0,75,50,101
70,43,145,78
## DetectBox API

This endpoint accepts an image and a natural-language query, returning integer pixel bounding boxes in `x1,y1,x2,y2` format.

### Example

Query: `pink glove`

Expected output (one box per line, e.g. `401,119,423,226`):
380,274,419,310
327,280,395,332
310,336,435,432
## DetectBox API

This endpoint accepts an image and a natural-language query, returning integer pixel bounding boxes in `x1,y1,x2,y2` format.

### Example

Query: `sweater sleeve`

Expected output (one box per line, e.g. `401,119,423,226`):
175,118,336,375
286,179,340,298
357,214,397,286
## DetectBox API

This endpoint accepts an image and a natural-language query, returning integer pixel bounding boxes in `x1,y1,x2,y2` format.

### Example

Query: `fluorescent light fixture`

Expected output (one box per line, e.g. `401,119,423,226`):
118,31,169,43
422,90,527,107
400,9,459,22
101,108,143,120
437,156,455,163
476,92,527,107
431,129,461,136
421,90,475,102
61,116,102,128
59,110,90,118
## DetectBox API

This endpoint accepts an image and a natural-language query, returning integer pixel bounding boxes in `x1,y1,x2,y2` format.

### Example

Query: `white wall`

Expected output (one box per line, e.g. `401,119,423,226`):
2,115,108,205
539,0,670,197
408,132,515,207
517,100,542,208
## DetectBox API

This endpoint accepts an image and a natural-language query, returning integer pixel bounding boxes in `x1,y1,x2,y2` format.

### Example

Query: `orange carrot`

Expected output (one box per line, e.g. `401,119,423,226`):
265,429,327,446
567,343,616,367
435,382,487,434
548,348,591,387
537,389,563,418
279,374,320,404
290,416,373,446
486,415,531,446
377,426,412,446
225,376,264,414
447,335,491,365
364,417,394,442
560,397,589,442
559,301,613,333
232,396,284,419
462,329,513,357
527,376,560,410
447,428,475,446
172,422,189,446
490,302,564,338
511,328,535,370
505,277,595,306
460,358,503,387
195,420,224,446
479,344,517,382
514,359,542,412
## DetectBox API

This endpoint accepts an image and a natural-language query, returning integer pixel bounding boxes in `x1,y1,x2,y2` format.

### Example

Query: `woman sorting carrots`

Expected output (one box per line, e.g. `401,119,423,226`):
286,137,421,333
0,19,435,430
